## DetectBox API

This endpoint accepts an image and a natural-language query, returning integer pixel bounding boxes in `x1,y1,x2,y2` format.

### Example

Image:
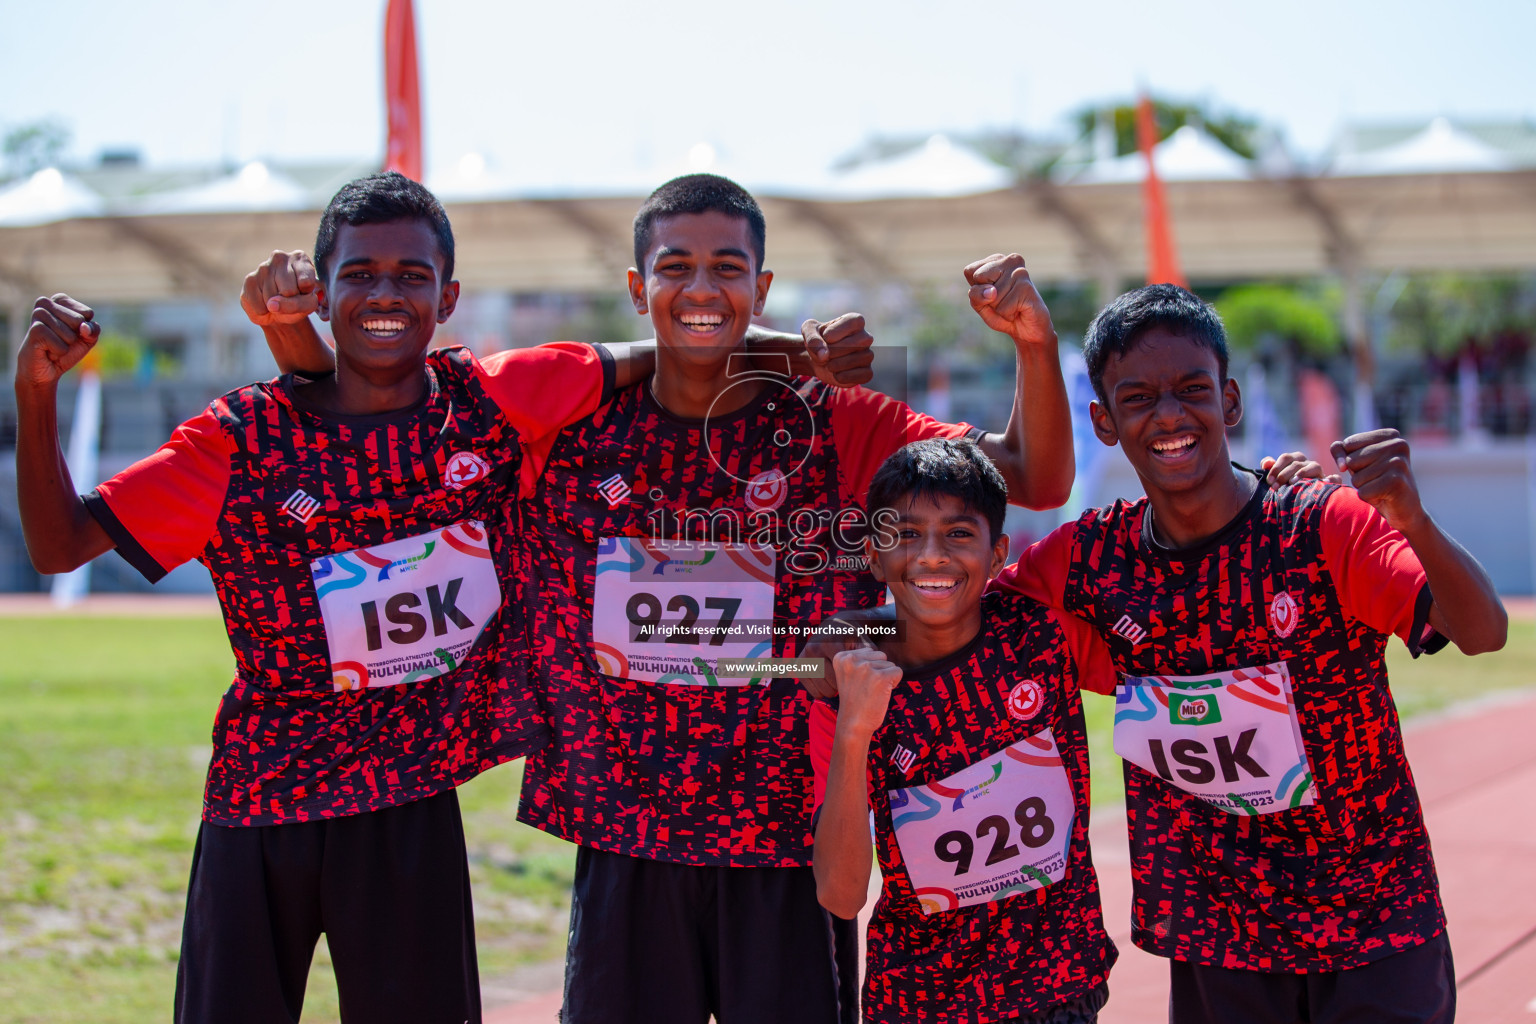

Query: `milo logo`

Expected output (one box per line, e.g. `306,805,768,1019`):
1170,693,1222,725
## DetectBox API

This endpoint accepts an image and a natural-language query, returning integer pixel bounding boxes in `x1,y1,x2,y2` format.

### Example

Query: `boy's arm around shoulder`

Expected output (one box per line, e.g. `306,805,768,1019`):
1325,429,1506,655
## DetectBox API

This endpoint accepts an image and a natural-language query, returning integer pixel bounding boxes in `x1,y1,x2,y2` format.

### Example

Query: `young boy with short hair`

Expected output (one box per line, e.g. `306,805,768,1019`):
994,284,1506,1023
516,174,1078,1024
812,438,1117,1024
14,171,636,1024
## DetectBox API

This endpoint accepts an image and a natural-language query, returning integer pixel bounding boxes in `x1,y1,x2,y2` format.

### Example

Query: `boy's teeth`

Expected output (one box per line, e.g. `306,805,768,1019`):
912,578,957,590
362,318,407,333
1153,435,1195,452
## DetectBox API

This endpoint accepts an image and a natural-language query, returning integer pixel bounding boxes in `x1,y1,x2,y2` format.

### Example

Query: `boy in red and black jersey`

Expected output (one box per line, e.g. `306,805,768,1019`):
811,439,1117,1024
994,286,1507,1023
14,173,639,1024
516,174,1078,1023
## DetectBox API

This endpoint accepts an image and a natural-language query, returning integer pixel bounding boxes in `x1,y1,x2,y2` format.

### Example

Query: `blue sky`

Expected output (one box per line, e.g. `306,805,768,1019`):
4,0,1533,182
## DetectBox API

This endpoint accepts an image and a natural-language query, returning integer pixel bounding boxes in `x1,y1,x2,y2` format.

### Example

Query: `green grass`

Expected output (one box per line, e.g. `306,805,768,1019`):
1081,619,1536,808
0,617,574,1024
0,614,1531,1022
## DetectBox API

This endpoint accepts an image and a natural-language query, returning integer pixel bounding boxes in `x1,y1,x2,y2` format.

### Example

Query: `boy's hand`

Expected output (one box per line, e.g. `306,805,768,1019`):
802,313,876,388
1331,429,1427,533
241,250,320,327
832,643,902,740
964,254,1057,349
17,295,100,390
1259,451,1342,487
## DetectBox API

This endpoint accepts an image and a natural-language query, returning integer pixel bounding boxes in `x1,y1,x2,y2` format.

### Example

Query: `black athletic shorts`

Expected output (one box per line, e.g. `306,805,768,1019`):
174,788,479,1024
560,846,843,1024
1168,931,1455,1024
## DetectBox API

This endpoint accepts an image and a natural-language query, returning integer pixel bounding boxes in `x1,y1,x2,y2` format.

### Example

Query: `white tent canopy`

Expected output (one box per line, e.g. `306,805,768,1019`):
1330,117,1513,176
136,161,313,215
1063,125,1252,185
0,168,104,228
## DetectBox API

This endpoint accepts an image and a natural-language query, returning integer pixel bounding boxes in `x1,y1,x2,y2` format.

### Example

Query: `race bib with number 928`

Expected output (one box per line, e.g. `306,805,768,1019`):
888,730,1076,915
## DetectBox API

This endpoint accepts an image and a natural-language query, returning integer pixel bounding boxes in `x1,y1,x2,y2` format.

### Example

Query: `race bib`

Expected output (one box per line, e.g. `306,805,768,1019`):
592,537,776,685
311,521,501,691
1113,661,1315,815
889,730,1075,915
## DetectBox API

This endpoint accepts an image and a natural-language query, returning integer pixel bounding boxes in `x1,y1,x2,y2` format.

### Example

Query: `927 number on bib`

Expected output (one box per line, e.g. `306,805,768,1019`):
934,796,1056,876
625,592,742,646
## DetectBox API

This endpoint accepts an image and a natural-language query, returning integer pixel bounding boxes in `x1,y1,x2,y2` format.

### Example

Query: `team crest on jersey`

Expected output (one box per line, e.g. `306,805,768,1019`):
280,488,321,524
1007,679,1045,721
744,468,789,512
443,451,490,491
1269,590,1299,638
597,473,633,509
890,744,917,775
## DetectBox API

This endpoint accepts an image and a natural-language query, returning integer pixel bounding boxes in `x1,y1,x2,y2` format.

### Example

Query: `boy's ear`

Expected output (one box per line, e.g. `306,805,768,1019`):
1089,400,1120,447
1222,376,1243,429
437,280,461,324
864,534,887,584
316,282,330,322
753,269,773,317
627,268,648,316
988,533,1009,579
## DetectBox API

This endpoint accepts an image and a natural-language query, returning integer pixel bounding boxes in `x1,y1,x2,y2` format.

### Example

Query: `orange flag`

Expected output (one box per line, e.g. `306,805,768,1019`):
383,0,422,182
1137,94,1186,288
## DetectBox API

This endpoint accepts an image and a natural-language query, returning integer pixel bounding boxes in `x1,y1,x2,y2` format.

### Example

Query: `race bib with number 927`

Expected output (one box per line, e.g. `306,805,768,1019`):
591,537,776,686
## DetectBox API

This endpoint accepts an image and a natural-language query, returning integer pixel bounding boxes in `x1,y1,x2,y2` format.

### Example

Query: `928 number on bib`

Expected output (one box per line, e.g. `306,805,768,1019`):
934,796,1057,876
889,730,1076,914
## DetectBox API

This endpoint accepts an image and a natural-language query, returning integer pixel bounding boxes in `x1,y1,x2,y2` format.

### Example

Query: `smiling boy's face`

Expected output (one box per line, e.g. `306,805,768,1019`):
1090,327,1242,499
627,211,771,368
867,492,1008,633
317,219,459,373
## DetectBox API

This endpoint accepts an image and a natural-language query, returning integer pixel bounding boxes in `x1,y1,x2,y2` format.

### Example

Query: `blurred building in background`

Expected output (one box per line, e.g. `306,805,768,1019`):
3,113,1535,592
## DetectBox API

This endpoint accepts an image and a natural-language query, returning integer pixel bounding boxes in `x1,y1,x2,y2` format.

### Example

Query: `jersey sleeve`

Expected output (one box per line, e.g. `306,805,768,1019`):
830,386,978,505
1318,486,1444,656
809,700,879,817
474,341,615,442
1052,608,1117,696
83,406,234,583
989,521,1075,611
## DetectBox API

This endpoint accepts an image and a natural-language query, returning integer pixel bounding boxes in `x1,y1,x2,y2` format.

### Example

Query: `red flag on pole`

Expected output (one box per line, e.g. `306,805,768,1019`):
383,0,422,182
1136,94,1186,288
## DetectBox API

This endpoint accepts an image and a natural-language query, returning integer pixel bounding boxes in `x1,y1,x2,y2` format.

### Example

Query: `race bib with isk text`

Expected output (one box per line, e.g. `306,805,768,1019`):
311,521,501,692
1113,661,1315,815
888,730,1076,915
592,537,776,686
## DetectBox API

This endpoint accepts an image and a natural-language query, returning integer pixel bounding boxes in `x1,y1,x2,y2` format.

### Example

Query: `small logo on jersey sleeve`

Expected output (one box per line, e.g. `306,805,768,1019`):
280,489,321,524
443,451,490,491
597,473,633,509
1269,591,1299,638
1112,614,1149,646
744,468,789,512
891,744,918,775
1007,679,1045,721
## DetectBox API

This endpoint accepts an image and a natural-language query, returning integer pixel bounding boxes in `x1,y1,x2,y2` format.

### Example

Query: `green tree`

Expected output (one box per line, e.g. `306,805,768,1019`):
3,119,71,178
1386,274,1536,356
1070,98,1261,159
1217,283,1341,356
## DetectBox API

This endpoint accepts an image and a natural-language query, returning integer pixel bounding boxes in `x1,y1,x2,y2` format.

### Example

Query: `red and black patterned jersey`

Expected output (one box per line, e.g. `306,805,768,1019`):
517,375,976,867
994,472,1448,971
809,590,1118,1023
84,344,612,827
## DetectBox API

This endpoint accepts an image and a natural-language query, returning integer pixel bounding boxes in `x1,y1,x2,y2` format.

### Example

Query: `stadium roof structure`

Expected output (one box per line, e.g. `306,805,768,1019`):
2,122,1535,329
